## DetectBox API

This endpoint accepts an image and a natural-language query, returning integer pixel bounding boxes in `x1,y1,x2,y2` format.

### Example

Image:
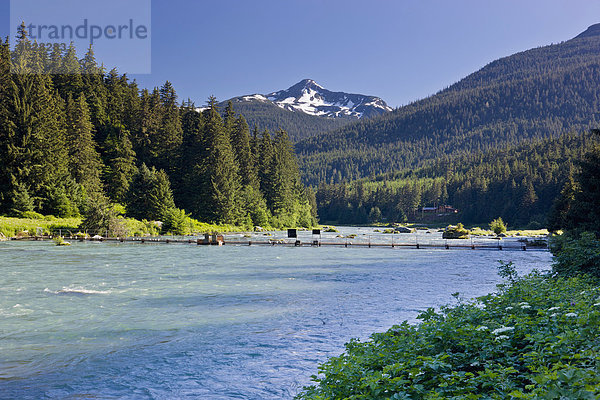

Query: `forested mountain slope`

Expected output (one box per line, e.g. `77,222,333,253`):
297,24,600,186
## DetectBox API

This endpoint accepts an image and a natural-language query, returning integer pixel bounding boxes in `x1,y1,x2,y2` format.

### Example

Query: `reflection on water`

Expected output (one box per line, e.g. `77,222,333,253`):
0,235,551,399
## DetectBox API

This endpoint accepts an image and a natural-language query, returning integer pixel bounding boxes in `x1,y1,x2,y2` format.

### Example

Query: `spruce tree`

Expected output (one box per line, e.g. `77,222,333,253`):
80,45,107,130
127,163,176,221
65,93,103,195
192,97,242,223
6,23,73,215
103,124,137,203
0,38,12,212
156,81,183,173
231,115,258,188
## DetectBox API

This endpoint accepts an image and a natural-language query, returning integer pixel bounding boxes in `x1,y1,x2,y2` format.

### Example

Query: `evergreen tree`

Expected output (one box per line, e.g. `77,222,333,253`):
65,93,103,195
156,81,183,173
5,23,74,215
103,124,137,203
127,163,175,221
196,97,242,223
231,115,258,187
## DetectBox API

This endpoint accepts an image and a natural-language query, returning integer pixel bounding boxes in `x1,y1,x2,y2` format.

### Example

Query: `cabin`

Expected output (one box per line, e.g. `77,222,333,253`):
422,205,459,215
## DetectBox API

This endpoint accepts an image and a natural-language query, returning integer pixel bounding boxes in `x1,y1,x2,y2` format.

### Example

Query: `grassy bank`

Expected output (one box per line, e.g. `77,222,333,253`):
0,215,246,238
298,266,600,399
0,216,82,237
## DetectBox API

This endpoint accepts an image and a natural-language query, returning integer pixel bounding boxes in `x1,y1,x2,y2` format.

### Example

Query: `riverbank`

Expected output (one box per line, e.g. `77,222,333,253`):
297,266,600,399
0,215,245,238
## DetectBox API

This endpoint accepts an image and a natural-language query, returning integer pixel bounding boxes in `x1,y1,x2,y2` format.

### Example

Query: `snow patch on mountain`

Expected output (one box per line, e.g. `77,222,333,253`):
227,79,393,119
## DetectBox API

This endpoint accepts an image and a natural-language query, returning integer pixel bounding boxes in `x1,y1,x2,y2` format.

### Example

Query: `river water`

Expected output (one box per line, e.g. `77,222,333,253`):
0,229,551,399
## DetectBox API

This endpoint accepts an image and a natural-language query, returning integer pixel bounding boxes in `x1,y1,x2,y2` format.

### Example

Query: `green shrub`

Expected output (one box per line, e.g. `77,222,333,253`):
298,270,600,399
490,217,507,235
20,211,45,220
162,208,190,235
551,232,600,278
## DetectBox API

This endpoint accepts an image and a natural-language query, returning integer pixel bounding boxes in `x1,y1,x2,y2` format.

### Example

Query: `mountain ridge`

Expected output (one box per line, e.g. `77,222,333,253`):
296,24,600,185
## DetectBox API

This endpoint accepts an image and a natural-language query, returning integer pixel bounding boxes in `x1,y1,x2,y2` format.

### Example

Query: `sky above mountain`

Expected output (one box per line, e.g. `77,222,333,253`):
1,0,599,108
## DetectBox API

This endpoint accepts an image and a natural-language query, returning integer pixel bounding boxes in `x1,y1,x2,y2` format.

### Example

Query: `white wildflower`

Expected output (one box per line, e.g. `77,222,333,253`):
594,303,600,307
519,302,529,306
492,326,514,335
476,326,488,331
521,304,531,309
505,306,514,311
548,307,560,311
550,313,558,317
495,335,510,341
565,312,578,317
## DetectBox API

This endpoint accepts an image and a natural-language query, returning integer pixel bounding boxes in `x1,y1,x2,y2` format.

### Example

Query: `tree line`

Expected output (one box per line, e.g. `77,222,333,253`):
316,131,598,227
0,24,316,233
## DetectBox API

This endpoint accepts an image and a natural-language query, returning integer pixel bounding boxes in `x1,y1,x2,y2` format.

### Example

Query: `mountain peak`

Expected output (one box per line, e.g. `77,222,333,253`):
266,80,392,119
575,23,600,39
295,78,324,90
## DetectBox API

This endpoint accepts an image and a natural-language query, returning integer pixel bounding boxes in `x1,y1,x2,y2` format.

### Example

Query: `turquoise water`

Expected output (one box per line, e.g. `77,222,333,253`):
0,238,551,399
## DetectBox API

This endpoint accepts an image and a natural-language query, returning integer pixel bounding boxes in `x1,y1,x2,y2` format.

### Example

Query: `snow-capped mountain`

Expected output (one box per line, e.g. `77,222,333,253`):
230,79,393,119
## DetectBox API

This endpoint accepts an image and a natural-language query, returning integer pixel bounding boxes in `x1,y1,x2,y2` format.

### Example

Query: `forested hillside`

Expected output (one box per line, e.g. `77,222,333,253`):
297,24,600,186
0,24,316,232
316,131,598,227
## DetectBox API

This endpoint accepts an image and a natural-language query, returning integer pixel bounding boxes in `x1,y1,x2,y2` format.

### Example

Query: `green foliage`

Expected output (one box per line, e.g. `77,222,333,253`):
316,132,597,226
0,31,316,229
0,215,81,237
490,217,507,235
549,130,600,279
298,272,600,399
162,207,190,235
9,181,34,216
127,163,176,222
368,206,382,223
549,130,600,236
81,195,123,236
551,232,600,278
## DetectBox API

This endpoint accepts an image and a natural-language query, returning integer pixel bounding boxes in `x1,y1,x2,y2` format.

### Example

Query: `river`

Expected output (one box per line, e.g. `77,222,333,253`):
0,229,551,399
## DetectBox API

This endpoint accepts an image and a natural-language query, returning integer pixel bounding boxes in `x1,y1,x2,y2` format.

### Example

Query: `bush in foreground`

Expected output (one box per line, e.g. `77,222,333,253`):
297,267,600,399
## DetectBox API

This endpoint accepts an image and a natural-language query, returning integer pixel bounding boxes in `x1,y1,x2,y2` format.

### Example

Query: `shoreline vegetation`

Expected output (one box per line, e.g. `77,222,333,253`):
0,214,244,238
297,265,600,399
0,215,551,240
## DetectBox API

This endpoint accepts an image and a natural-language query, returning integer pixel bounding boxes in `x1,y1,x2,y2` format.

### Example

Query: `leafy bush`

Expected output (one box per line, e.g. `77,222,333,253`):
490,217,507,235
298,269,600,399
162,208,190,235
551,232,600,278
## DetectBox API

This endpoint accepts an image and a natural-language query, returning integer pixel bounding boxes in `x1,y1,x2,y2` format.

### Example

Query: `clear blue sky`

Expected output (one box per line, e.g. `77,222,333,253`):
1,0,599,107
